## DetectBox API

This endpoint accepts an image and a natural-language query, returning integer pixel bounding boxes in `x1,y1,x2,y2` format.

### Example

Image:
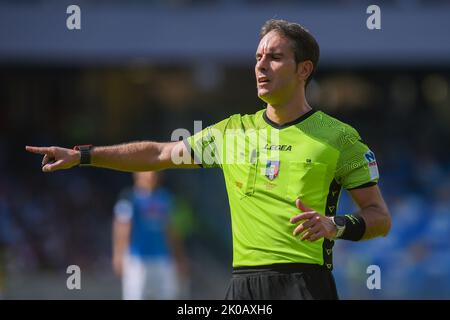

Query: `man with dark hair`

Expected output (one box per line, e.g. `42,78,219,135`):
26,19,391,300
260,19,320,87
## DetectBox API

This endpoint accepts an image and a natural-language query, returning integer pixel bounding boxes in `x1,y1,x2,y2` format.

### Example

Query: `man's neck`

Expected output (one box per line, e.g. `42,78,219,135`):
266,99,312,126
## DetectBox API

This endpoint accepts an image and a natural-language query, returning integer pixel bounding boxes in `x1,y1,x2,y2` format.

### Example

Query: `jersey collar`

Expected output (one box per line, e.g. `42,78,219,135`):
262,108,317,129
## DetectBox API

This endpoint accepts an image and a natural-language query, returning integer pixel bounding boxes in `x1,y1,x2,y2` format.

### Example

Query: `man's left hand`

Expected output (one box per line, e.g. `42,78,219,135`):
290,199,337,241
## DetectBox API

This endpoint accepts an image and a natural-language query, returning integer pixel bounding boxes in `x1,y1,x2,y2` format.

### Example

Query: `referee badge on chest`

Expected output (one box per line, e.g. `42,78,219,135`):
265,160,280,181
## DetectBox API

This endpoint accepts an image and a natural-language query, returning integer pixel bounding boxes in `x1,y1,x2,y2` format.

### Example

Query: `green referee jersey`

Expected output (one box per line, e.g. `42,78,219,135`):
185,108,379,269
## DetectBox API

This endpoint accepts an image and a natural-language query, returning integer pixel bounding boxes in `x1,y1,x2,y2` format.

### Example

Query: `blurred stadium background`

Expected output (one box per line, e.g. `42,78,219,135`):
1,0,450,299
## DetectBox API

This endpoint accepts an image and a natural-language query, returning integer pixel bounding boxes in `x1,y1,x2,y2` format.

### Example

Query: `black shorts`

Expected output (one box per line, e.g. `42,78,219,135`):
225,263,339,300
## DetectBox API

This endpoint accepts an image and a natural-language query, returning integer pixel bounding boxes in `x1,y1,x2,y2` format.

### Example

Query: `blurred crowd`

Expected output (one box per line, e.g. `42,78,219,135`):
334,153,450,299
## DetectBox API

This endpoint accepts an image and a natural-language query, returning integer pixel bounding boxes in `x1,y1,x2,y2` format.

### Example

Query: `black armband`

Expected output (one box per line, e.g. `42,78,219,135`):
341,214,366,241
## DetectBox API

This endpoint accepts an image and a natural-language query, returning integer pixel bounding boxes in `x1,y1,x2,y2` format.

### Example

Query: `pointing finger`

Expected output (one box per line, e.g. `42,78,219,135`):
26,146,52,155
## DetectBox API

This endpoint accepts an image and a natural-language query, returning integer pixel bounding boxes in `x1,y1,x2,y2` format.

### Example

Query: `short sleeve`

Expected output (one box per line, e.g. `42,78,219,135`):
184,117,230,169
336,134,380,190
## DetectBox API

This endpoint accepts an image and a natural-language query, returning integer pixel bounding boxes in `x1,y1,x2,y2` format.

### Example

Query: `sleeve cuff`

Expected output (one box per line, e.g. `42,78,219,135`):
346,181,377,190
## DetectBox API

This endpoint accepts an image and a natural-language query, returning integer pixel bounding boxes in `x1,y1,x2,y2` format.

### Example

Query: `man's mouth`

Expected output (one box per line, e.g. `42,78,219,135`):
258,76,270,84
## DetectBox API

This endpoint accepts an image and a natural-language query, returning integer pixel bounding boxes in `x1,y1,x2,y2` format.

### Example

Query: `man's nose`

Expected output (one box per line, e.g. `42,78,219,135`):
256,55,268,72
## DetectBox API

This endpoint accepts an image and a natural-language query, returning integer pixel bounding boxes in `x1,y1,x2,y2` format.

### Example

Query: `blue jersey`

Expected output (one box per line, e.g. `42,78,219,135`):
114,187,173,258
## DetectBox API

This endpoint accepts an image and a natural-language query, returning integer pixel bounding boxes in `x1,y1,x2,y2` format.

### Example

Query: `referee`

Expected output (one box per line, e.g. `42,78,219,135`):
26,19,391,300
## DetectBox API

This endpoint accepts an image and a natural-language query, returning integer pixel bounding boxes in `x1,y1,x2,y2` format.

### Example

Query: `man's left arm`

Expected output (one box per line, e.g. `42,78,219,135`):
349,185,391,240
290,185,391,242
291,131,391,242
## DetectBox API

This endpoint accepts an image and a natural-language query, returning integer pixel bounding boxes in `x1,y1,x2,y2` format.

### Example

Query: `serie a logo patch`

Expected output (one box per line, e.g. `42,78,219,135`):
364,151,379,180
265,160,280,181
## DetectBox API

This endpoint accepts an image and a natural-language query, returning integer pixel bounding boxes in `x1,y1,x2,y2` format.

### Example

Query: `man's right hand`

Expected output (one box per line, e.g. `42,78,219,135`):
25,146,80,172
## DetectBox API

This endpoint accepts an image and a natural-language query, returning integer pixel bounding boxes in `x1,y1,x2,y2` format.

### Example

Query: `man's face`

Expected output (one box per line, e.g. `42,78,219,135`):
255,31,301,106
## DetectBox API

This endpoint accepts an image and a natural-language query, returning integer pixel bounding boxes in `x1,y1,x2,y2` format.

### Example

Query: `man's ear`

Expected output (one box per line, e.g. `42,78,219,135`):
297,60,314,82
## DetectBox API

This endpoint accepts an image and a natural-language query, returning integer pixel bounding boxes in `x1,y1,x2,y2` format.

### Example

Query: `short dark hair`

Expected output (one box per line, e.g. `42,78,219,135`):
260,19,320,87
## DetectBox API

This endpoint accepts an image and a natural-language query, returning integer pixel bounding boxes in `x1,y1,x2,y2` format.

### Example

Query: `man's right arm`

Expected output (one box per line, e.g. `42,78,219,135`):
25,140,199,173
112,217,131,277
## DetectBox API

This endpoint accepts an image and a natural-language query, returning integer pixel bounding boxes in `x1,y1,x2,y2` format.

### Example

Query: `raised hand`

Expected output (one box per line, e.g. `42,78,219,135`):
25,146,80,172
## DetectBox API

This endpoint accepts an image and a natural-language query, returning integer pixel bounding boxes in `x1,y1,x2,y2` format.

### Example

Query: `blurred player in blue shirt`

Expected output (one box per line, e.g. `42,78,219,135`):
112,171,189,300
